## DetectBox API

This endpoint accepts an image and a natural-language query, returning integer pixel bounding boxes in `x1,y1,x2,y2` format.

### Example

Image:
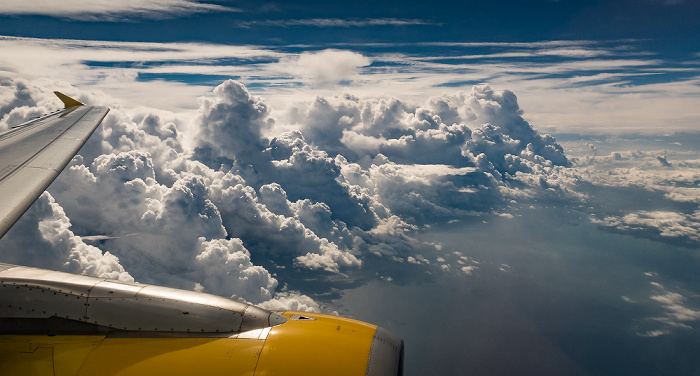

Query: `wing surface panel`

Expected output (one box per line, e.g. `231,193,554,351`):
0,103,109,239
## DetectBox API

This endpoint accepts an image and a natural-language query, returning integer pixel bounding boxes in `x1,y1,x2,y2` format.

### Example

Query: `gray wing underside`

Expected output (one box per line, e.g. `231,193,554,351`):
0,104,109,239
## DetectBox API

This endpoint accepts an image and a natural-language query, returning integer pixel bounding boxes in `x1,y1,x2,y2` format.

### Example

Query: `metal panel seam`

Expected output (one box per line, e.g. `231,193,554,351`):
0,107,91,183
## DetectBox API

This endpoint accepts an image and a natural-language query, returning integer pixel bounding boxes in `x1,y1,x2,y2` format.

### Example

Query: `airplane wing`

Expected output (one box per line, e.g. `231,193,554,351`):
0,92,109,239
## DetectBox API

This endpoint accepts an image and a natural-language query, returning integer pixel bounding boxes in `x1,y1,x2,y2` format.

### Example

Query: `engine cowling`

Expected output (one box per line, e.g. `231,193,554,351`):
255,311,404,376
0,264,403,376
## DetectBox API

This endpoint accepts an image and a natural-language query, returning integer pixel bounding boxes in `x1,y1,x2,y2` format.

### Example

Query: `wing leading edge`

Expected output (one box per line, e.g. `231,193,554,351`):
0,92,108,239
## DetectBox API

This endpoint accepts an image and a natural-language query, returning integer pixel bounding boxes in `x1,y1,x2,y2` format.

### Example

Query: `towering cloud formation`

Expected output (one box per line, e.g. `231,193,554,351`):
194,80,270,167
2,192,133,282
0,78,580,308
287,85,569,171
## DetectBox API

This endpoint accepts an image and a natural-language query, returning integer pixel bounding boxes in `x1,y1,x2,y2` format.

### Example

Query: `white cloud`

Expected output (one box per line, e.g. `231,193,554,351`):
1,36,698,135
0,36,283,110
1,67,697,317
3,32,700,372
535,48,612,58
194,237,277,302
650,291,700,323
236,18,439,28
639,329,670,337
258,291,321,312
192,79,270,163
407,255,430,265
406,256,421,264
0,192,133,282
0,0,238,21
593,210,700,244
575,150,700,204
632,280,700,336
280,50,371,85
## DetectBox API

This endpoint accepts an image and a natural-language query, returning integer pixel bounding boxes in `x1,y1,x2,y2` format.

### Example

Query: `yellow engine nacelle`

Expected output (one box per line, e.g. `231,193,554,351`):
0,264,403,376
0,311,403,376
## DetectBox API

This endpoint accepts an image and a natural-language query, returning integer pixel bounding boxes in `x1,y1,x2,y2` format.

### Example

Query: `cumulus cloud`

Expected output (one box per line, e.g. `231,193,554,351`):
287,85,569,171
281,50,371,85
0,192,133,282
0,76,608,310
279,84,578,222
572,145,700,246
592,210,700,246
574,149,700,202
192,80,270,166
0,78,71,130
194,237,277,302
258,291,321,312
3,37,700,373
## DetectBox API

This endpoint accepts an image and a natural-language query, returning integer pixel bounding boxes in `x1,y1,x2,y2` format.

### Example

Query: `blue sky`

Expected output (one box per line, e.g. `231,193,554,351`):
1,1,698,134
1,1,700,375
2,0,699,48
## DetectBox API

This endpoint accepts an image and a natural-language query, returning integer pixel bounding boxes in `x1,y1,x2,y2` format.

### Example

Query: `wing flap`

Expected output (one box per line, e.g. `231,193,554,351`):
0,99,109,239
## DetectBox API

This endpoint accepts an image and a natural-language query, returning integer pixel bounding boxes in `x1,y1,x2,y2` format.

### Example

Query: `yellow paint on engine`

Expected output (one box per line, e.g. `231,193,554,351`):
0,335,106,376
77,337,264,376
0,312,379,376
254,311,377,376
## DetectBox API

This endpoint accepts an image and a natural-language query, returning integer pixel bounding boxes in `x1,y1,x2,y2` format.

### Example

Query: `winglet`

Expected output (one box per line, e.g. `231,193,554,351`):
54,91,84,108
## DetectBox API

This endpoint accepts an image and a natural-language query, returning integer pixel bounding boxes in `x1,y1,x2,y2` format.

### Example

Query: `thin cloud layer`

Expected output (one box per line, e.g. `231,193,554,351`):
572,147,700,246
625,275,700,337
0,0,238,21
236,18,439,28
594,210,700,245
1,36,698,134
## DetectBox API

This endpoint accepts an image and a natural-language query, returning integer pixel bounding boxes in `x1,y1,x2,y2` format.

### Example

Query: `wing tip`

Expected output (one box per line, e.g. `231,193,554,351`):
54,91,85,108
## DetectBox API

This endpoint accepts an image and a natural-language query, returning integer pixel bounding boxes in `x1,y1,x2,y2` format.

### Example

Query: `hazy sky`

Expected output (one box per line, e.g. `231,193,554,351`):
1,1,699,375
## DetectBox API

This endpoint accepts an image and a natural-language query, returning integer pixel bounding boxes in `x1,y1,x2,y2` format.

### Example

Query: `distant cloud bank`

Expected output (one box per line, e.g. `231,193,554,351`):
1,36,697,134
